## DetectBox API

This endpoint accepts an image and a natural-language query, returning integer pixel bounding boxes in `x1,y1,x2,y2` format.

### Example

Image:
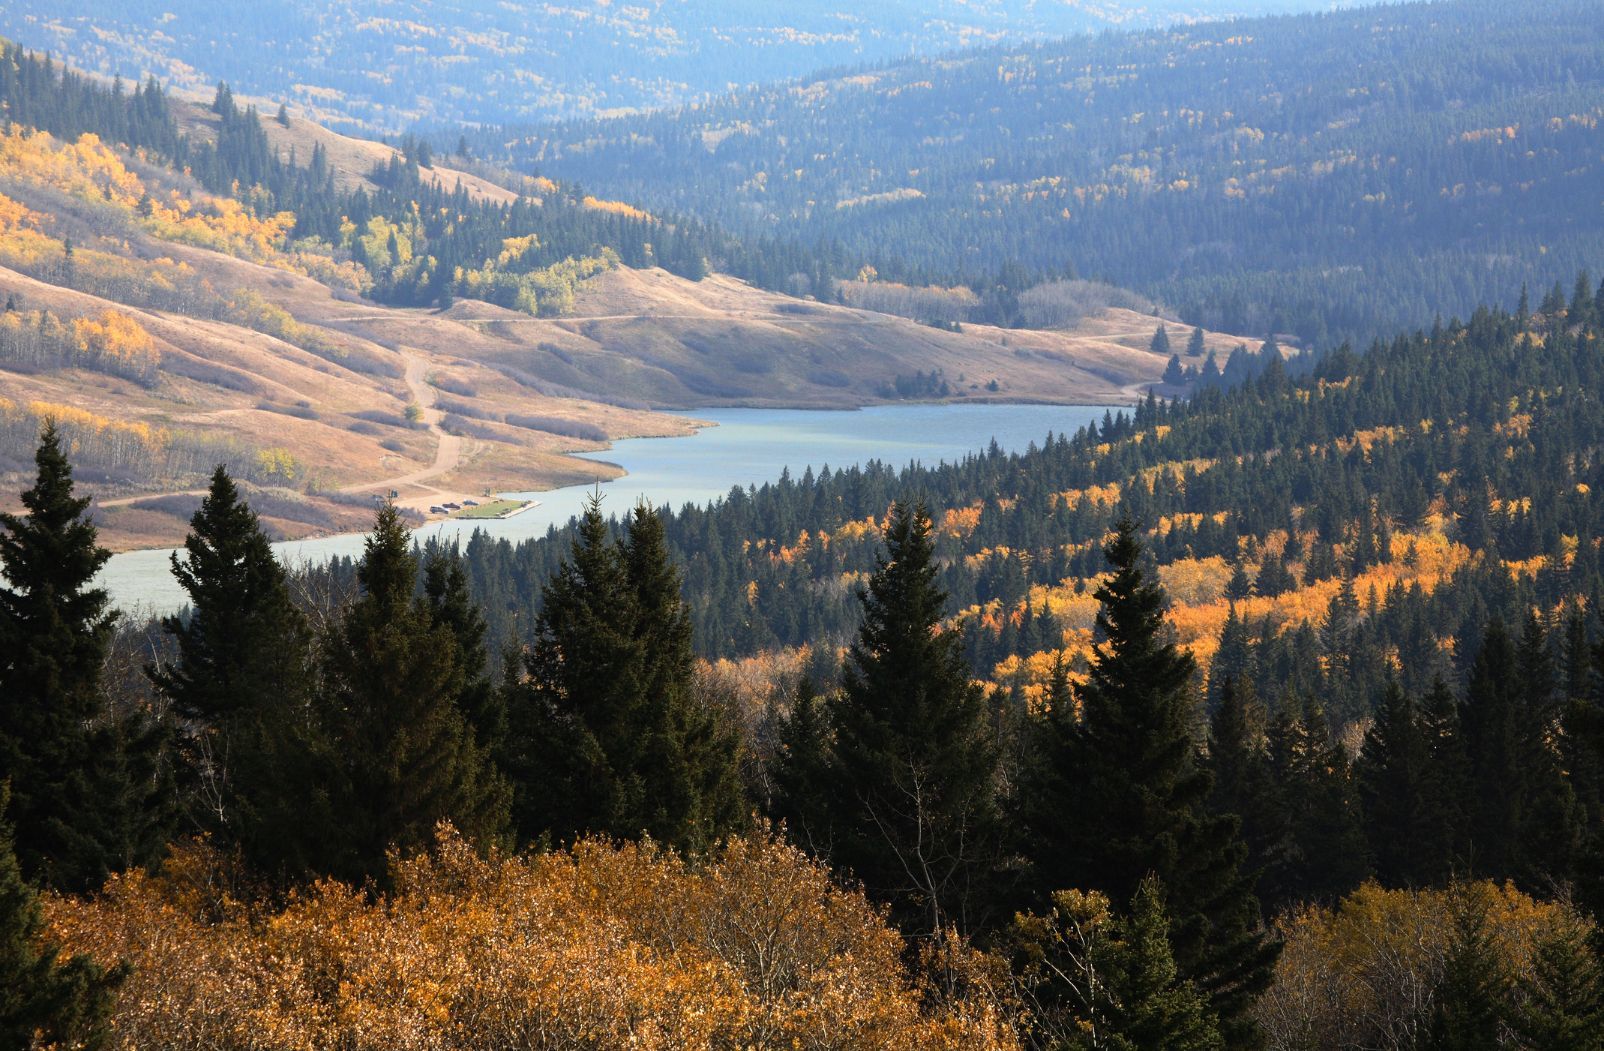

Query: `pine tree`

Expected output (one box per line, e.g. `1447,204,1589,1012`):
510,499,741,851
1033,519,1276,1043
1461,621,1524,880
620,501,742,851
1206,678,1291,909
148,466,320,869
1009,877,1222,1051
1163,354,1186,386
320,505,509,883
0,424,142,891
424,551,502,760
769,676,834,855
1358,681,1436,885
1106,878,1225,1051
1513,614,1582,885
825,501,1003,935
1426,887,1511,1051
1421,675,1472,873
510,494,644,844
0,786,121,1050
1150,324,1172,357
1266,694,1369,903
1187,325,1207,357
1511,913,1604,1050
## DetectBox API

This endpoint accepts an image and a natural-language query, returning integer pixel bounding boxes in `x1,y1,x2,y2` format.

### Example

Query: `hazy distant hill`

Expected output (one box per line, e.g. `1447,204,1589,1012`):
505,0,1604,347
4,0,1347,130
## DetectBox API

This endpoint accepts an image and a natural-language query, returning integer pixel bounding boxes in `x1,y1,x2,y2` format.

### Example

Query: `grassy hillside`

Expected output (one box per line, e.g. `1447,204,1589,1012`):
505,0,1604,348
0,49,1231,549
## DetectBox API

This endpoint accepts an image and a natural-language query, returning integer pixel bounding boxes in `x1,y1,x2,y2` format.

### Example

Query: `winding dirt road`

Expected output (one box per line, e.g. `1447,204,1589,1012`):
337,349,467,500
98,348,468,511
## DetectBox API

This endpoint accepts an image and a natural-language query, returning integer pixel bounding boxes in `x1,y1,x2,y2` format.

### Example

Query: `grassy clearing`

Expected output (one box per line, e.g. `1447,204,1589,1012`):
450,498,528,519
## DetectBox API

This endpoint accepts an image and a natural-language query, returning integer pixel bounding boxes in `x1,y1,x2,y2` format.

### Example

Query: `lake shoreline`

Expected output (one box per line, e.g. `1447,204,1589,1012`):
98,402,1120,614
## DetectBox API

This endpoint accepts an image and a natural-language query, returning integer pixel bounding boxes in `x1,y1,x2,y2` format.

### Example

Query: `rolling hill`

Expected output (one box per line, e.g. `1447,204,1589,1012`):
2,0,1350,130
503,0,1604,348
0,47,1232,550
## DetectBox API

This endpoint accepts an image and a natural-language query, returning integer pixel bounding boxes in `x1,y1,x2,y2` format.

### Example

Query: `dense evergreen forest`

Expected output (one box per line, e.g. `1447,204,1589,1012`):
8,277,1604,1047
500,0,1604,347
378,275,1604,723
0,42,852,312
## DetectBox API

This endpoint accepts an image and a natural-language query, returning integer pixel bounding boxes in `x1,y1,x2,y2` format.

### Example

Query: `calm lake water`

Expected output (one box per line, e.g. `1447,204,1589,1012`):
99,402,1111,614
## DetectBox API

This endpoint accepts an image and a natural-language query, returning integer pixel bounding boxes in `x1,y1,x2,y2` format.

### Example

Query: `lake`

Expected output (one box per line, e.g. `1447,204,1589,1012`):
99,402,1112,614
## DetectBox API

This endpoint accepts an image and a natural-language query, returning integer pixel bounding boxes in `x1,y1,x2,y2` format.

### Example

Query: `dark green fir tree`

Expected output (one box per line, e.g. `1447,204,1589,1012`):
320,505,508,882
1032,519,1277,1045
0,424,164,891
0,785,121,1050
1425,888,1511,1051
1511,913,1604,1051
148,466,326,875
1357,681,1436,886
510,497,741,851
825,501,1003,936
769,676,834,856
621,501,743,852
1106,878,1225,1051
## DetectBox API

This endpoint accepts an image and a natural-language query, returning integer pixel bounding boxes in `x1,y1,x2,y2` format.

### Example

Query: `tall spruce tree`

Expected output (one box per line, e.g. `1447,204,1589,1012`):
0,424,162,891
1032,519,1276,1045
424,552,503,761
1206,678,1292,909
1513,615,1582,885
1010,876,1222,1051
1511,913,1604,1050
511,495,644,844
769,676,834,855
824,501,1003,936
1358,681,1437,886
621,501,743,852
1426,888,1511,1051
1421,675,1473,872
320,505,508,883
148,467,325,874
0,786,121,1050
1265,694,1369,903
1461,621,1525,881
510,497,741,851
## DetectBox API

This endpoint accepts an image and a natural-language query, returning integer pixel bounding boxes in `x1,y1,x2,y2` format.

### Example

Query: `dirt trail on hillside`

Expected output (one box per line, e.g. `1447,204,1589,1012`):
99,349,468,512
338,349,467,498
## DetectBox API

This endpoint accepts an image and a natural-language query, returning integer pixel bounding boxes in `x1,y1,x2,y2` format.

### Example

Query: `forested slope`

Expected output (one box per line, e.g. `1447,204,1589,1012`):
507,0,1604,348
437,274,1604,733
0,0,1343,129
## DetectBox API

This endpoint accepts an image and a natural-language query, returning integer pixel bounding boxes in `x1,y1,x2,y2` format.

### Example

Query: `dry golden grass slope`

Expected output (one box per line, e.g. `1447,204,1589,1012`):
345,266,1245,410
0,106,1250,551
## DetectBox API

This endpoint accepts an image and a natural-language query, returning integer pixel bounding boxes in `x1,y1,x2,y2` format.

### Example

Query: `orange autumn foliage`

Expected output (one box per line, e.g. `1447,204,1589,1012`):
45,827,1020,1051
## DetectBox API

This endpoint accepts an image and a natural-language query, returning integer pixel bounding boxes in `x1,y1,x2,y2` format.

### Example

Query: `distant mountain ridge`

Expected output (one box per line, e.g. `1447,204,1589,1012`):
500,0,1604,348
3,0,1349,130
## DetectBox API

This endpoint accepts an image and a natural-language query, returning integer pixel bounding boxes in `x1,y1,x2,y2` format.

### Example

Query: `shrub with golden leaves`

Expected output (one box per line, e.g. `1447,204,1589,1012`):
1256,880,1589,1051
44,827,1019,1051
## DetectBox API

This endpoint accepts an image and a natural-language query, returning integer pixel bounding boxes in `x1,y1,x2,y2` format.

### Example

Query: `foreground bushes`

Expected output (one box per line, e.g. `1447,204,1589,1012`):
1257,881,1604,1050
43,827,1016,1051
